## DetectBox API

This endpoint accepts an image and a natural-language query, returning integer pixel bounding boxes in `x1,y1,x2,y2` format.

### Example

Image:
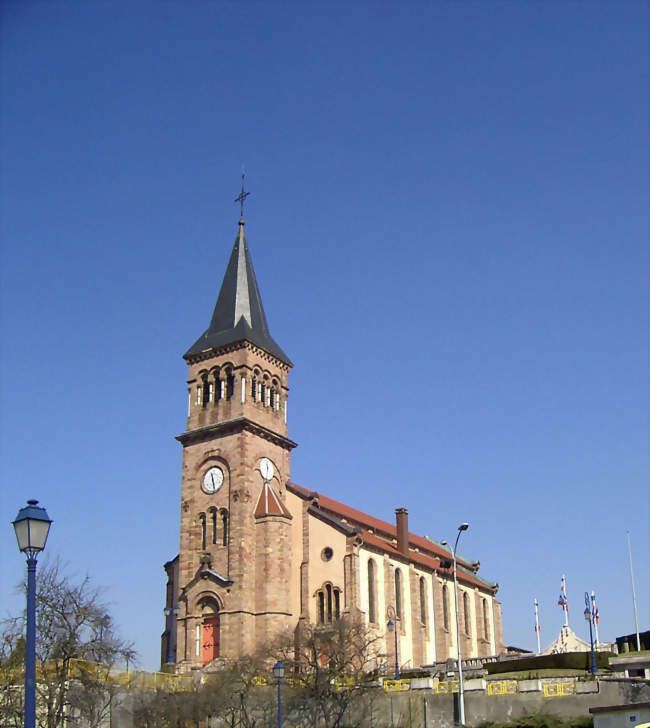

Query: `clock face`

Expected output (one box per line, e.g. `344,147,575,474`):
260,458,274,481
202,466,224,494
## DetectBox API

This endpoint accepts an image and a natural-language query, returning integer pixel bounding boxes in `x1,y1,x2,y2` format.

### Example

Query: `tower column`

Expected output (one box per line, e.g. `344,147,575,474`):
164,215,295,672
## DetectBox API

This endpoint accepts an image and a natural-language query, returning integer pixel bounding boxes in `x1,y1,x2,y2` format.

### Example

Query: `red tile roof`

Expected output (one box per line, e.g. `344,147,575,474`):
287,482,497,593
360,530,494,592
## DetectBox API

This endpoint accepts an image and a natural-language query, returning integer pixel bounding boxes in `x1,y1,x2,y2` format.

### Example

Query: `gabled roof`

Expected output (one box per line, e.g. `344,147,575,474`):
254,481,292,519
184,221,291,366
287,481,498,593
198,568,232,587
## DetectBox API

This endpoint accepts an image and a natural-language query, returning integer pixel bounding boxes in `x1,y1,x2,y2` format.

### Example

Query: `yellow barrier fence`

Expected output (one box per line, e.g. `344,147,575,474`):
487,680,518,696
383,679,411,693
543,682,576,697
434,680,459,694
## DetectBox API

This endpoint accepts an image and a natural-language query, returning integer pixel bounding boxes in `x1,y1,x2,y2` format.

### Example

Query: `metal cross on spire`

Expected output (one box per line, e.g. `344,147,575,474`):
234,169,251,220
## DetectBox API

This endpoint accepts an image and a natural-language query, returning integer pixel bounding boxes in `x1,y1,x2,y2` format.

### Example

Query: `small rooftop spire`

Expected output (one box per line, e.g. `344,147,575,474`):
234,168,250,220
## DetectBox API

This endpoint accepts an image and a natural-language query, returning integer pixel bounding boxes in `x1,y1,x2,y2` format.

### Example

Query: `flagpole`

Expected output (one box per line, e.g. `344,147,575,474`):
534,599,541,653
591,591,600,648
626,531,641,651
562,575,569,628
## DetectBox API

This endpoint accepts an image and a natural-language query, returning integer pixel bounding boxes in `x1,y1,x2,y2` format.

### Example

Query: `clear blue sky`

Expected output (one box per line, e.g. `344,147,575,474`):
1,1,647,670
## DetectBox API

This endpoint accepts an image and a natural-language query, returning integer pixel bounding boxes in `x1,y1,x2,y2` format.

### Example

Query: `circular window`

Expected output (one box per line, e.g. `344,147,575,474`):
321,547,333,562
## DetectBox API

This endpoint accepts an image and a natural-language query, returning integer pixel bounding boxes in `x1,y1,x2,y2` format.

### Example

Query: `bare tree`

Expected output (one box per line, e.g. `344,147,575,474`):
127,618,383,728
0,631,25,728
0,558,135,728
268,617,384,728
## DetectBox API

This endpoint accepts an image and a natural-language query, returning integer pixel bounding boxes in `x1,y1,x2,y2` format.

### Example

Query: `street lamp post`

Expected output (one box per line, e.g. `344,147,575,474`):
272,661,285,728
163,605,180,665
12,500,52,728
386,606,400,679
443,522,469,726
97,614,110,663
584,593,598,675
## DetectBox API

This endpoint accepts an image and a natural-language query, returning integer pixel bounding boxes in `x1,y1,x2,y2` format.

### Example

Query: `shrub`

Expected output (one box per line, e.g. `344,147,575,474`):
477,714,593,728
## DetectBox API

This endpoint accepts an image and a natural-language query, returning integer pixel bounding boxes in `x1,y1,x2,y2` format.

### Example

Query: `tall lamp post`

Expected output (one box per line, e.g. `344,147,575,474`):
272,660,285,728
386,606,400,679
13,500,52,728
442,522,469,726
97,614,110,663
584,592,598,675
163,605,180,665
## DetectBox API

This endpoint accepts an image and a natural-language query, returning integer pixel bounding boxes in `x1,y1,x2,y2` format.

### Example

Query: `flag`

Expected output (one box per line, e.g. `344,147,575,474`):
558,576,569,613
591,593,599,625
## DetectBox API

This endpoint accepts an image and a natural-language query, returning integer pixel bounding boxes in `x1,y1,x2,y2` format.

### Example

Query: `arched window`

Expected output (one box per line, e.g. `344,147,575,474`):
463,592,471,635
220,509,228,547
430,580,436,625
442,584,449,630
251,375,257,402
420,577,427,624
210,509,217,545
482,598,489,640
199,513,206,551
395,569,402,620
367,560,376,623
316,584,341,624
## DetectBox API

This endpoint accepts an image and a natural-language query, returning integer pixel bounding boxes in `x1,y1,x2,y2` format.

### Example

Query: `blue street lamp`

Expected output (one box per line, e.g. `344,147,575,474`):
96,614,110,663
13,500,52,728
386,606,400,679
272,661,285,728
163,605,180,664
584,592,598,675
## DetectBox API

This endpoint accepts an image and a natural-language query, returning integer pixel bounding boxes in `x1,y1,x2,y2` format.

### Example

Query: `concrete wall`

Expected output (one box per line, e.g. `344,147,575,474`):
107,677,650,728
366,679,650,728
592,704,650,728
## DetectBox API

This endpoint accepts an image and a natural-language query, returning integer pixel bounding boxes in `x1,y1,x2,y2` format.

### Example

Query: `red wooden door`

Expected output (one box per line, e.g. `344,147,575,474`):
202,616,220,665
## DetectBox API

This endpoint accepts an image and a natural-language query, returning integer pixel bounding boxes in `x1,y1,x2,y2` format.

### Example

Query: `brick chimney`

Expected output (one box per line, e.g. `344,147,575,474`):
395,508,409,556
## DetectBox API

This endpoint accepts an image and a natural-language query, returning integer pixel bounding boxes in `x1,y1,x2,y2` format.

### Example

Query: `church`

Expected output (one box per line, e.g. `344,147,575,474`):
161,211,505,674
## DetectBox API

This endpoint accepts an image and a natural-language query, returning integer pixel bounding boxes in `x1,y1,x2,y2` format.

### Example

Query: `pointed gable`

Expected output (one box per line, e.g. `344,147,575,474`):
254,481,292,519
184,220,292,365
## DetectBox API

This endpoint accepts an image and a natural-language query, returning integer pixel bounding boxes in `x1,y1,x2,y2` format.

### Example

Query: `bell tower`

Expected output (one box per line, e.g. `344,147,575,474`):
169,215,296,672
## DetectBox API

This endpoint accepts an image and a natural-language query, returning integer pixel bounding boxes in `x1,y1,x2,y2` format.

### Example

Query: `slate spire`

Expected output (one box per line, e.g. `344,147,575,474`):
184,220,291,365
